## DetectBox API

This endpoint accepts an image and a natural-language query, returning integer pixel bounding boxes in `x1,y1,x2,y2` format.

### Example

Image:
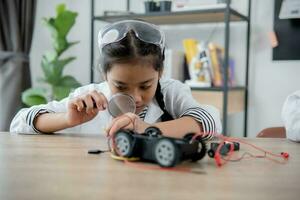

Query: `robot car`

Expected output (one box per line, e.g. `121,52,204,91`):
112,126,207,167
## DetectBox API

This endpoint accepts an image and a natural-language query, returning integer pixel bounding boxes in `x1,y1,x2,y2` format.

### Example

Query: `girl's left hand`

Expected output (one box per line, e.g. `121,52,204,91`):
106,113,150,137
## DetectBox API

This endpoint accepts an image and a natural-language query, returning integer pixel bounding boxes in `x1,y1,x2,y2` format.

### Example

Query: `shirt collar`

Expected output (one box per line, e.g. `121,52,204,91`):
101,82,164,123
144,99,164,123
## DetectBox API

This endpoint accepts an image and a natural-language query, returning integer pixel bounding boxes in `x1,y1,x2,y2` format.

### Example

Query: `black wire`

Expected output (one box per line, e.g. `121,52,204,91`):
88,149,110,154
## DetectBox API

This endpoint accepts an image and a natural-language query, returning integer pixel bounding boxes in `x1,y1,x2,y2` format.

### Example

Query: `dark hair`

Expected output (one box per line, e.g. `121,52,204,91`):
100,30,173,121
100,30,163,73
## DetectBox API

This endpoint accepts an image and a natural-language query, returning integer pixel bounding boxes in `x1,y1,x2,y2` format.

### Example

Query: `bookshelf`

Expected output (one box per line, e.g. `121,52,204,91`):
90,0,251,137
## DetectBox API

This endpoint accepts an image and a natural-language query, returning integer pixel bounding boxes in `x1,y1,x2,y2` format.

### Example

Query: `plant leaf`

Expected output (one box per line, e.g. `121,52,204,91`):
52,86,72,100
68,41,80,47
44,51,58,62
52,76,81,100
43,4,78,55
56,4,66,15
42,56,76,85
22,88,48,107
54,5,78,38
59,75,81,88
64,41,80,52
55,36,68,55
43,18,58,41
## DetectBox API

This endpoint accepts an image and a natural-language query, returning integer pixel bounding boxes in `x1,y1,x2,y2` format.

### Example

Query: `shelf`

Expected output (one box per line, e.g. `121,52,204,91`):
190,86,246,92
191,89,245,115
93,8,248,25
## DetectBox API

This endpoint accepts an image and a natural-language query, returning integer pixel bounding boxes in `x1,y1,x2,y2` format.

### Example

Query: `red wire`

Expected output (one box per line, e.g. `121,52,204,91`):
191,132,289,167
214,139,235,167
219,134,289,159
215,134,289,166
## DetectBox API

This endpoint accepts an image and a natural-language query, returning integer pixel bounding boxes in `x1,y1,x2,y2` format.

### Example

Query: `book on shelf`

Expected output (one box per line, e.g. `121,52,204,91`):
208,43,236,87
184,42,212,87
163,49,185,81
182,39,198,65
208,43,223,87
182,40,235,88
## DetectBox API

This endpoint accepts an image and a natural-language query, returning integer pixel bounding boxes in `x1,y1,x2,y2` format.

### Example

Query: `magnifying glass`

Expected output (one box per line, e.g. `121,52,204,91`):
107,93,136,117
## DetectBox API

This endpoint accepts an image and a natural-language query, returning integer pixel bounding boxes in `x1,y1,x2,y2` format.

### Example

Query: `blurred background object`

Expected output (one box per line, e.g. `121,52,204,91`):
0,0,37,131
144,0,172,13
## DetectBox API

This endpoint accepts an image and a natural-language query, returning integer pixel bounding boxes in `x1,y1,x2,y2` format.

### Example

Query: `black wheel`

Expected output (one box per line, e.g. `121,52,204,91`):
145,126,162,137
183,133,195,142
191,140,207,162
183,133,202,143
114,131,134,157
207,149,215,158
154,138,179,167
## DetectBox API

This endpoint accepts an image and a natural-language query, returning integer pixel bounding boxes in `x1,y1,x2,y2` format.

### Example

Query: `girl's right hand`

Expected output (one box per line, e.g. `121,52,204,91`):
66,90,108,127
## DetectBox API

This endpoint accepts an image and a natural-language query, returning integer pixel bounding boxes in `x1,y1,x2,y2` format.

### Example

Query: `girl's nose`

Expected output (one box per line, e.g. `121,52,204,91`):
131,90,142,104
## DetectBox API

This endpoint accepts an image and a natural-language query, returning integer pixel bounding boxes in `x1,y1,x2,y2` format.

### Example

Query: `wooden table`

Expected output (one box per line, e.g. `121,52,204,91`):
0,132,299,200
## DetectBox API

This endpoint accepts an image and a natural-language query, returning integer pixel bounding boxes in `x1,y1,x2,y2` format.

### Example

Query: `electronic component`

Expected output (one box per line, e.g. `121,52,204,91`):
207,141,240,158
112,127,207,167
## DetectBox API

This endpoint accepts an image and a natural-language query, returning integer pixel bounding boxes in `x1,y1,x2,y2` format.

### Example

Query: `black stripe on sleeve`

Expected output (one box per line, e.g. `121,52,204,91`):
180,107,216,140
27,108,54,133
138,106,148,121
26,107,39,126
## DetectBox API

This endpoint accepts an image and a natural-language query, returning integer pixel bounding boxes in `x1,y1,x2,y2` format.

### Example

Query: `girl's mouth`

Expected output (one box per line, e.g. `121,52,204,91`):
136,105,144,112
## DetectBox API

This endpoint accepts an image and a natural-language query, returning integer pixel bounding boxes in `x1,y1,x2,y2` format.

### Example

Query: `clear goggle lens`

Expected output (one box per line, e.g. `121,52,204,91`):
98,20,165,54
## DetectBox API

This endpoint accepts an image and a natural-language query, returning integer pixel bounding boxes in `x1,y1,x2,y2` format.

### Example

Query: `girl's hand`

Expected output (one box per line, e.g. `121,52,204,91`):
106,112,150,137
66,90,108,127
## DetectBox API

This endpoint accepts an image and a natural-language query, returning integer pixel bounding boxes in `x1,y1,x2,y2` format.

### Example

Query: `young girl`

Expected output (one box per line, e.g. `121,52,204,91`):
10,20,221,139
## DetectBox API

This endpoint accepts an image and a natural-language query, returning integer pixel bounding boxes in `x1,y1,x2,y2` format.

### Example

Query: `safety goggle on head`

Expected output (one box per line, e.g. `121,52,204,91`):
98,20,165,55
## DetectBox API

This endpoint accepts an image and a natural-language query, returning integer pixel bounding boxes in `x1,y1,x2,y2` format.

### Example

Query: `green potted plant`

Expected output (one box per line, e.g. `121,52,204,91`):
22,4,81,106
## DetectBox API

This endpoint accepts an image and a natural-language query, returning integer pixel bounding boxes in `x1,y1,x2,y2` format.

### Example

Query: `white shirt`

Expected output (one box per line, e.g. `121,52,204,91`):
282,90,300,142
10,78,222,139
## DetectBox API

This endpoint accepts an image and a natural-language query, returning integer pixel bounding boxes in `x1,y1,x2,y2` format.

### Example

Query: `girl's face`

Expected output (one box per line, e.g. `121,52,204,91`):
106,61,161,114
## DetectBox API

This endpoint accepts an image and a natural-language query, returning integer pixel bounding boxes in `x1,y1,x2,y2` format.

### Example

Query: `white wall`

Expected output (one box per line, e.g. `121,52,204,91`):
30,0,300,137
248,0,300,137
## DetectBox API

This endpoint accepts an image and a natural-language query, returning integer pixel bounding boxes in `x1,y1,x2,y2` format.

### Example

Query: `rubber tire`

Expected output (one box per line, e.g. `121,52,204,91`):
114,131,134,157
207,149,215,158
191,140,207,162
154,138,179,167
145,126,162,137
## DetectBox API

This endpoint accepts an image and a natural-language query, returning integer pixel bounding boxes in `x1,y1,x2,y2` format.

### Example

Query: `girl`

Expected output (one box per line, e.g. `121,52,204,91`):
10,20,222,139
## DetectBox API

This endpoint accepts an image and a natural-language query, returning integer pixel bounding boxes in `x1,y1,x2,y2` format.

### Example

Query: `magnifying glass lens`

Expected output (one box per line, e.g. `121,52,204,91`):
108,93,136,117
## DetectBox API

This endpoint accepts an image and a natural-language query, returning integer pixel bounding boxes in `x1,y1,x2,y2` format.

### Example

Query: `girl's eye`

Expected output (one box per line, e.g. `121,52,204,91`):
116,85,127,91
140,85,151,90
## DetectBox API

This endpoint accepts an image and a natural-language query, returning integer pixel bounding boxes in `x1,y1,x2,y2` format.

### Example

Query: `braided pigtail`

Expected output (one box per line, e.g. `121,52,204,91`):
155,81,173,122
